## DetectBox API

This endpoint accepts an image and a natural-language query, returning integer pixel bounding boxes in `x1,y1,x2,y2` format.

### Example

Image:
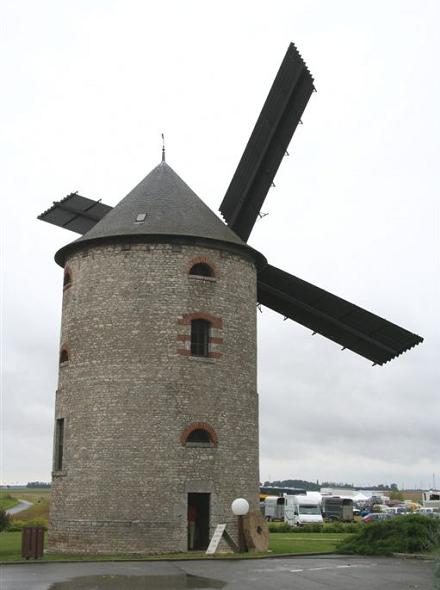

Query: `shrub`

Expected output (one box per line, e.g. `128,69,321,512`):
268,521,293,533
7,518,48,532
268,521,362,534
0,508,11,532
337,514,440,556
323,522,362,534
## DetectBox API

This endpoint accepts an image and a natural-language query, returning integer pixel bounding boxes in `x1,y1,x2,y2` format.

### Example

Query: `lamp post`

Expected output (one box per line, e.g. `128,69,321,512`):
231,498,249,553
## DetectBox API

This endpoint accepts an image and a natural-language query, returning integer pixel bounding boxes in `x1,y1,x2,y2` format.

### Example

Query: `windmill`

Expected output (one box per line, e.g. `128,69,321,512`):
39,43,422,554
40,43,423,366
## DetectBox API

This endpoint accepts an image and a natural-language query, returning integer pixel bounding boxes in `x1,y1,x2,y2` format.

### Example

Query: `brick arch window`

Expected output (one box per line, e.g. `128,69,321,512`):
177,313,223,359
189,263,214,278
59,346,69,365
187,257,218,279
181,422,218,448
63,267,72,290
191,319,210,357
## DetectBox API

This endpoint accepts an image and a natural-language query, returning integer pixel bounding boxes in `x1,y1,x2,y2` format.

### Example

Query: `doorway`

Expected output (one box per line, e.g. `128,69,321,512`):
187,493,210,550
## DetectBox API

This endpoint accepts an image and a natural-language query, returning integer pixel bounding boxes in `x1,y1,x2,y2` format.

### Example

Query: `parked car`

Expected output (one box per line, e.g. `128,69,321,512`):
362,512,393,523
389,506,410,516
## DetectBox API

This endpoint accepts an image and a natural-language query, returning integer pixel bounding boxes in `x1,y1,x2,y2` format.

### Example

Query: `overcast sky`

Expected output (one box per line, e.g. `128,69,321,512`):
1,0,439,489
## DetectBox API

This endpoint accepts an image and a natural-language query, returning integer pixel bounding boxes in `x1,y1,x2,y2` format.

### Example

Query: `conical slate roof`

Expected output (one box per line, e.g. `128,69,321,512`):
55,162,249,265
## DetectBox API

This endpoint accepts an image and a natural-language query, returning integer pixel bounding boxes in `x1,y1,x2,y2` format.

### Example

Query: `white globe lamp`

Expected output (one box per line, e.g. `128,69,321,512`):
231,498,250,516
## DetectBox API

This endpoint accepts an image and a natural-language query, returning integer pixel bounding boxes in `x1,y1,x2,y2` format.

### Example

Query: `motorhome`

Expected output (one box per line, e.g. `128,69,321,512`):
284,495,323,526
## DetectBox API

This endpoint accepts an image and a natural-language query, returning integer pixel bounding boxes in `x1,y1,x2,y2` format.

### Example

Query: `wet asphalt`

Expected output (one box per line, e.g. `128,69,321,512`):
1,555,437,590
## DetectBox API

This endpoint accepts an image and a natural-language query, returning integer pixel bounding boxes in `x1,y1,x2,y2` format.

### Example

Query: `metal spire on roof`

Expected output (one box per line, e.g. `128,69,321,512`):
161,133,166,162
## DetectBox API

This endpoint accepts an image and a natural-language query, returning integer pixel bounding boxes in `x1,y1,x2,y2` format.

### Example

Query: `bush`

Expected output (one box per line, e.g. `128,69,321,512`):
337,514,440,556
0,508,11,532
7,518,48,532
268,521,362,534
323,522,362,534
268,521,293,533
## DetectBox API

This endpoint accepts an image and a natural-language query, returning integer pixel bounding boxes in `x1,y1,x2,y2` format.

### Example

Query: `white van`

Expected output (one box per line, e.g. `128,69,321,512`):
284,495,323,526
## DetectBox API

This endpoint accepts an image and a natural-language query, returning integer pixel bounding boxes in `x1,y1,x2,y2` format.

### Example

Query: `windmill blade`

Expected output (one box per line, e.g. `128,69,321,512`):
257,264,423,365
219,43,314,242
38,193,113,234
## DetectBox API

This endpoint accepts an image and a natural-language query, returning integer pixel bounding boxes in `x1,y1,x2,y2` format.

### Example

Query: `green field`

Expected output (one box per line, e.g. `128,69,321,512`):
0,494,19,511
0,489,50,530
0,531,351,562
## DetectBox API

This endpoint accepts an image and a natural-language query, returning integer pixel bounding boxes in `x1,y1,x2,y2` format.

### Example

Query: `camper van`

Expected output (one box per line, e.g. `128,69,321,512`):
264,496,285,521
284,495,323,527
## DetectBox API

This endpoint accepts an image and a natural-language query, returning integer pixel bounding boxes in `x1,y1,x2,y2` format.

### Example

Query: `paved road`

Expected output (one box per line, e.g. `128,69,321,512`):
6,500,32,515
1,555,437,590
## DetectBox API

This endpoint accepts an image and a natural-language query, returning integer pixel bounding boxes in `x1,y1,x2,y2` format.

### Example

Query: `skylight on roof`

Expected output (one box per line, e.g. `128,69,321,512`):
135,213,147,223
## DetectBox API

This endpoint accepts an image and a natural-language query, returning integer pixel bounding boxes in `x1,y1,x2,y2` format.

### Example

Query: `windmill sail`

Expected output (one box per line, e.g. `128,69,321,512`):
38,193,113,234
257,264,423,365
219,43,314,242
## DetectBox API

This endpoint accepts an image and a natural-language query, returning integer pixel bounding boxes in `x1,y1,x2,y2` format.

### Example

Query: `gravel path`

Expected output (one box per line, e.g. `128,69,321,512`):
5,500,32,515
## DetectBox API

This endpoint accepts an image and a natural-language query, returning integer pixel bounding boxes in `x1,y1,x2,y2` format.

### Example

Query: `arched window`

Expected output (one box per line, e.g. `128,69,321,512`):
189,263,214,278
59,348,69,364
191,319,210,357
187,429,211,444
181,423,218,447
63,269,72,289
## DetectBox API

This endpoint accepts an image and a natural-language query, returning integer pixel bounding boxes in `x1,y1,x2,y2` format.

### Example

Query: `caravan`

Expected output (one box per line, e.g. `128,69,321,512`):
264,496,285,521
321,496,354,522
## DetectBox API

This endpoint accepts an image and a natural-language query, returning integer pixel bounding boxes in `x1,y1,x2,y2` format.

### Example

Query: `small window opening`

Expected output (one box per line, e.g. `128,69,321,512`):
63,270,72,289
191,320,210,357
55,418,65,471
187,429,212,444
135,213,147,223
189,263,214,278
60,348,69,364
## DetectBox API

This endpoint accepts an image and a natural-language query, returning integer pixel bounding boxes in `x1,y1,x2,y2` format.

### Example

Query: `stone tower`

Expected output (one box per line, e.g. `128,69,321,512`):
49,161,266,553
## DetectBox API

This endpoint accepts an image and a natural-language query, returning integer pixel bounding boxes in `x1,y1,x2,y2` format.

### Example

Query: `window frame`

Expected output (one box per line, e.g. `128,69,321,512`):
181,422,218,448
190,319,210,357
54,418,65,471
189,262,214,278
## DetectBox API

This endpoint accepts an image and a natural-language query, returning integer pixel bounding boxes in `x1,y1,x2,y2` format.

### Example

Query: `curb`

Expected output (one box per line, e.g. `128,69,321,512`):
392,552,437,561
0,551,337,566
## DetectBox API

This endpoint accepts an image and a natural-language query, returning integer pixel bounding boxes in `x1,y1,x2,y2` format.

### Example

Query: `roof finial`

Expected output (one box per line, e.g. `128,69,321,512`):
161,133,166,163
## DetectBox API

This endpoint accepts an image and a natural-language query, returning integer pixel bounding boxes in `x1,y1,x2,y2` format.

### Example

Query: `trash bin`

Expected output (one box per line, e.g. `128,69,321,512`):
21,527,45,559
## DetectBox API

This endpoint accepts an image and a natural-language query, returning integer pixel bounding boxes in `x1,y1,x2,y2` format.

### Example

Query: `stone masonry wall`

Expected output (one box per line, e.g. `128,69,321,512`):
49,241,259,553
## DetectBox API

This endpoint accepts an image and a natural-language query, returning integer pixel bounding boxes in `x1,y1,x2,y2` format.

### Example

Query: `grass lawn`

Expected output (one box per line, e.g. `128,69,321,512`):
0,531,351,562
0,532,25,560
269,533,352,554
